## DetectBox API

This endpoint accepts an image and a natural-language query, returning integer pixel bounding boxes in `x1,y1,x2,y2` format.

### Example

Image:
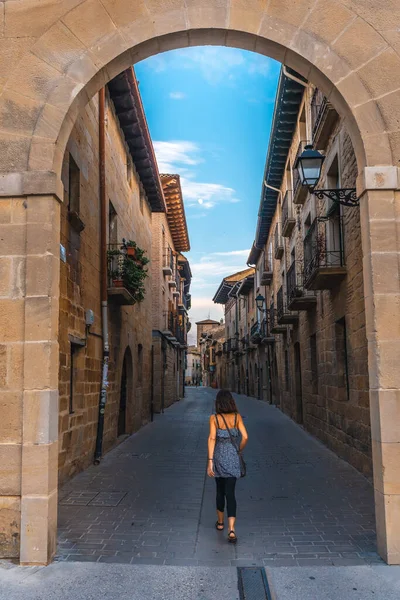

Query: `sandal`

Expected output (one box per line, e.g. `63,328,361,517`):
215,521,224,531
228,530,237,544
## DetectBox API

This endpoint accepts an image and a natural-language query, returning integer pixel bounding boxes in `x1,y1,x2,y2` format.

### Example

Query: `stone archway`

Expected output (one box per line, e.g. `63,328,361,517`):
0,0,399,565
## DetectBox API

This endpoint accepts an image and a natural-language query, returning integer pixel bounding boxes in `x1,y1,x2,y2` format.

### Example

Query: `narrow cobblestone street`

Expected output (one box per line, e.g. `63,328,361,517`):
56,388,381,567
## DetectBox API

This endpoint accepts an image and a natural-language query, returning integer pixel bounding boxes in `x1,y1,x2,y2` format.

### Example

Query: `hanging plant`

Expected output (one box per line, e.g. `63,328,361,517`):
125,240,137,258
122,248,149,303
107,243,150,302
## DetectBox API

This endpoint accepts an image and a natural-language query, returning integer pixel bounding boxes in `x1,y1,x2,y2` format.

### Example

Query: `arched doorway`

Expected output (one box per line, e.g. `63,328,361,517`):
0,1,399,566
118,347,133,437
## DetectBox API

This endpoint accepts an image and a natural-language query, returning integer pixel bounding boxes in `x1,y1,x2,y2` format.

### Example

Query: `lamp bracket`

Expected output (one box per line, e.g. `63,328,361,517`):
313,188,359,207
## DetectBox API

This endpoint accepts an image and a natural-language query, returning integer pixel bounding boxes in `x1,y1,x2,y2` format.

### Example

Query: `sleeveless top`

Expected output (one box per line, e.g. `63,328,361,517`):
213,413,241,479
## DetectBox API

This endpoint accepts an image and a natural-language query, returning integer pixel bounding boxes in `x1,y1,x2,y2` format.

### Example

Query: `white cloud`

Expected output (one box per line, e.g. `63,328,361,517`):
144,47,277,86
191,260,246,277
211,249,251,257
153,140,241,210
182,180,239,208
179,47,244,85
169,91,186,100
153,140,201,174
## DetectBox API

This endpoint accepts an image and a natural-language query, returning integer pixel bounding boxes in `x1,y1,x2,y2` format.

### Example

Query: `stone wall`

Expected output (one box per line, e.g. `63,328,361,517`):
58,92,153,485
150,210,185,413
259,90,371,477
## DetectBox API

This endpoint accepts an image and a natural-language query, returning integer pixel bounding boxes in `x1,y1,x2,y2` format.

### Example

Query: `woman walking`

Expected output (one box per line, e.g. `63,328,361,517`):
207,389,248,543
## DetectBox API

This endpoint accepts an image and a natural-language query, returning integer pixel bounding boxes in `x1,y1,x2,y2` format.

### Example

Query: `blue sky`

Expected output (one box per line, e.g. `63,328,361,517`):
135,47,281,343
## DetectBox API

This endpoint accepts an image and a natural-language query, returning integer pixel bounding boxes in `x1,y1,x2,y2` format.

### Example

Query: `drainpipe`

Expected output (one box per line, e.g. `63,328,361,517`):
282,65,307,88
94,87,109,465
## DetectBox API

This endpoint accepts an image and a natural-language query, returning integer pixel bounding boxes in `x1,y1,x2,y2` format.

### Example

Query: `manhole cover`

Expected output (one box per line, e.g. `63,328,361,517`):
238,568,272,600
88,491,127,506
59,491,99,506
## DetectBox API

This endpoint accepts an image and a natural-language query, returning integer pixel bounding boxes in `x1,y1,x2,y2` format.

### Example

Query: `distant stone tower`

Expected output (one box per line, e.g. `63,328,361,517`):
195,319,220,347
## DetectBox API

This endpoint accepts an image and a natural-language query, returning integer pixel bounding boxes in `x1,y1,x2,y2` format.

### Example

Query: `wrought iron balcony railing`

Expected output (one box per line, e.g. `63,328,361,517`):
167,312,186,345
303,218,346,290
107,242,145,305
260,254,273,285
274,223,284,259
269,304,286,334
310,88,339,149
277,285,298,325
163,246,174,275
260,317,275,344
282,190,295,237
227,337,239,353
287,261,317,311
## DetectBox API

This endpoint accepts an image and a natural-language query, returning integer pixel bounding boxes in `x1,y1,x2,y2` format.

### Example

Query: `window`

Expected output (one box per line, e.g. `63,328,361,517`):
284,350,290,391
109,201,117,245
310,334,318,393
68,154,80,214
335,317,350,400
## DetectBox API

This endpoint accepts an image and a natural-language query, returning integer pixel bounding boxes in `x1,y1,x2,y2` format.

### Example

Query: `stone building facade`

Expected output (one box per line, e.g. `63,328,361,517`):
195,318,220,348
185,346,201,386
151,177,191,413
58,72,191,483
246,70,371,476
214,71,371,477
198,323,225,389
0,0,400,568
213,268,256,395
58,72,156,484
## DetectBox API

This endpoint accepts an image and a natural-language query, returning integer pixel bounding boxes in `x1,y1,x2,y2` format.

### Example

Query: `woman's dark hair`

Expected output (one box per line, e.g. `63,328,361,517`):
215,389,238,414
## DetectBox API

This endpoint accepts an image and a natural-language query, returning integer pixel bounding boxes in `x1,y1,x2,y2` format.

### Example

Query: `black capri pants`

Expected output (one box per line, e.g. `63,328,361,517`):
215,477,237,518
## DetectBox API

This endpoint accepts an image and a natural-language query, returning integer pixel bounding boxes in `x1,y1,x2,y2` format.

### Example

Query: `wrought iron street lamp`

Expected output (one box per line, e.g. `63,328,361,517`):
256,294,267,313
295,144,359,207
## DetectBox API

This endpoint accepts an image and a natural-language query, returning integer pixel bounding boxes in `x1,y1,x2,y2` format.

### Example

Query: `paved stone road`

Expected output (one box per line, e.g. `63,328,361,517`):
56,388,382,567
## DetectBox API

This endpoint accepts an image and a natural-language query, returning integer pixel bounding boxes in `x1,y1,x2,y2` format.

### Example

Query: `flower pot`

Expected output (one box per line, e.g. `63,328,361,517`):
113,278,124,288
127,247,136,258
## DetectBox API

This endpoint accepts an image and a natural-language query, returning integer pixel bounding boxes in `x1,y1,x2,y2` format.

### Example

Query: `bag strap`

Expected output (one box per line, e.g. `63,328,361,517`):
219,413,240,455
